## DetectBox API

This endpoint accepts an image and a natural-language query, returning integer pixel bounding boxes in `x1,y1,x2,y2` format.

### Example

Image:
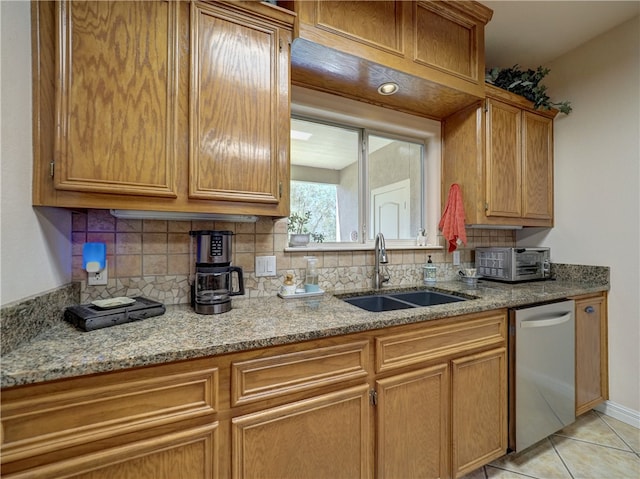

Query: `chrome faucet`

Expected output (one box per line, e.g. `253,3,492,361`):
373,233,390,289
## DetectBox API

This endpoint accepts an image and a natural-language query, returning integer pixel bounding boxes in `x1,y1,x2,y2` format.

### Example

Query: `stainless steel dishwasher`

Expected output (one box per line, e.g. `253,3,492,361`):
509,300,576,451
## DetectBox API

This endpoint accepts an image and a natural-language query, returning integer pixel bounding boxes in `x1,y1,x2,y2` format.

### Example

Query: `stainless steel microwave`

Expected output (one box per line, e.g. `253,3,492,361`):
475,247,551,282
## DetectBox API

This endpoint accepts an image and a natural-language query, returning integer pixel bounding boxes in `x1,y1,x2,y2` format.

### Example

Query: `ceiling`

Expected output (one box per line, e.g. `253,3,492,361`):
483,1,640,69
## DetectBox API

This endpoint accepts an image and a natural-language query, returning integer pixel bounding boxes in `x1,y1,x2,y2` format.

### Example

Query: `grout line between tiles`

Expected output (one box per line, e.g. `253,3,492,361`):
485,464,541,479
552,433,639,455
549,435,576,479
594,410,640,455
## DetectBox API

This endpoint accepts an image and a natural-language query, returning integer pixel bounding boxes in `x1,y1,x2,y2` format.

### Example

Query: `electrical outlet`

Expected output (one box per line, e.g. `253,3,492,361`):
88,261,108,285
452,251,461,266
255,256,276,277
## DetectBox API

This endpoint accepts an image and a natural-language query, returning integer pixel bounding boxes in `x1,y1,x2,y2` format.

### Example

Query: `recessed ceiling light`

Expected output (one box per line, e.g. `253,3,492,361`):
377,82,399,95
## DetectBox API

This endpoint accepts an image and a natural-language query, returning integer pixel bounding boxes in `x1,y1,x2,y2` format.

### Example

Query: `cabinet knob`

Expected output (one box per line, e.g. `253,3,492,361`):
585,306,595,314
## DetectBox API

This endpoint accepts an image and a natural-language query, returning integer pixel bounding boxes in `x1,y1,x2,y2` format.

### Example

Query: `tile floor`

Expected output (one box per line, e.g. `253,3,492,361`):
462,410,640,479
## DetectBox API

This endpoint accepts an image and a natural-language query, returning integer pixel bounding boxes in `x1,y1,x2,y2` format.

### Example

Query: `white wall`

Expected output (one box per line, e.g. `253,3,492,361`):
518,16,640,416
1,2,72,306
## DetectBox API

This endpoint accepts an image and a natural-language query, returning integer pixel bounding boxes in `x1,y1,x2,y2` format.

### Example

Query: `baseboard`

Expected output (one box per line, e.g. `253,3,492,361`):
595,400,640,429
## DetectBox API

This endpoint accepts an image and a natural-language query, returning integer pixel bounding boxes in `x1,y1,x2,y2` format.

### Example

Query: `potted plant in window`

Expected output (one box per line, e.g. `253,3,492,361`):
288,211,325,247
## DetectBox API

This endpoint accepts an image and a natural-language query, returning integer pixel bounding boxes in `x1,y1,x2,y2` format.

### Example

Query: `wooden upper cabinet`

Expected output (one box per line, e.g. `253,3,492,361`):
189,1,291,208
54,1,179,198
442,84,557,227
485,98,523,218
281,0,492,120
413,1,481,83
311,1,405,56
522,111,554,220
32,1,294,217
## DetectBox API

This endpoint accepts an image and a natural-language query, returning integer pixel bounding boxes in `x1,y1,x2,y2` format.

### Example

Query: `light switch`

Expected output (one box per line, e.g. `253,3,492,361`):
452,250,461,266
255,255,277,277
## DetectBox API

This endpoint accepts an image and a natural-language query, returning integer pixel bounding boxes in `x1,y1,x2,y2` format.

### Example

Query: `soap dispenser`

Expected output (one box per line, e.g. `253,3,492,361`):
304,257,319,292
423,255,437,284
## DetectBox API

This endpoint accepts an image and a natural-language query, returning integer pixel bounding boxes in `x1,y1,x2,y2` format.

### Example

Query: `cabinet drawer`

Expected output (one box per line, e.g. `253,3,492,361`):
376,313,507,373
1,359,218,463
231,341,369,406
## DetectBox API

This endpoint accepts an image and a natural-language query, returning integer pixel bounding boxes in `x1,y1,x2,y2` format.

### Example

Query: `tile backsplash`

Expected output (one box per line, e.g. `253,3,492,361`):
73,210,516,304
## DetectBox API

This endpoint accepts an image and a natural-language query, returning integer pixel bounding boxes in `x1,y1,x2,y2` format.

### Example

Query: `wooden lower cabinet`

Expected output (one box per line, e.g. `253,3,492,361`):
451,348,507,478
376,364,450,479
574,293,609,416
232,385,370,479
2,311,509,478
5,423,218,479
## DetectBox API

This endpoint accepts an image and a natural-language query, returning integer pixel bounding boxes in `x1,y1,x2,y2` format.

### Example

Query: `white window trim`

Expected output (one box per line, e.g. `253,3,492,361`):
290,86,442,250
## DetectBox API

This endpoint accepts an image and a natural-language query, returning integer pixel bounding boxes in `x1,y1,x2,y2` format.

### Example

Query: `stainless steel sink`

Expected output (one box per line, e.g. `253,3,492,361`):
387,291,465,307
341,290,467,312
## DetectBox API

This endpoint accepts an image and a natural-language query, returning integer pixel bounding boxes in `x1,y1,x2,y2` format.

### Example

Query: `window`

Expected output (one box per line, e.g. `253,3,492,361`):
289,87,441,248
291,118,424,243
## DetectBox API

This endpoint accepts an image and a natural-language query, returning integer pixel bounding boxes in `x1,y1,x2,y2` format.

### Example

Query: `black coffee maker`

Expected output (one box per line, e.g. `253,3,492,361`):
189,230,244,314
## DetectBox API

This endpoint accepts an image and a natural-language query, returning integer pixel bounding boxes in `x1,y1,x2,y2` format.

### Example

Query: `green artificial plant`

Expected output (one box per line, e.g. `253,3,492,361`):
486,65,572,115
287,211,325,243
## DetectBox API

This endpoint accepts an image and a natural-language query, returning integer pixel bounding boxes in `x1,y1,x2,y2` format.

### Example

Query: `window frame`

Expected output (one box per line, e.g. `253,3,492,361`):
288,86,443,252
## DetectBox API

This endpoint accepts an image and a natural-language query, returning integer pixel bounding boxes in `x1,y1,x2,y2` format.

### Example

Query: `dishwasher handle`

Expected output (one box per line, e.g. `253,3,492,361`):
520,312,572,328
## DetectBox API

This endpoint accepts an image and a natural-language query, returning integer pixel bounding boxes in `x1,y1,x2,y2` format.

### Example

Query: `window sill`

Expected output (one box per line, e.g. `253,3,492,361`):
284,244,445,253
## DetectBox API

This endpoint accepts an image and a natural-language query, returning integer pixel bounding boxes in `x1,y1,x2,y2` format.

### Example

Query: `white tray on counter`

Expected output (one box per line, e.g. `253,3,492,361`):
278,289,325,300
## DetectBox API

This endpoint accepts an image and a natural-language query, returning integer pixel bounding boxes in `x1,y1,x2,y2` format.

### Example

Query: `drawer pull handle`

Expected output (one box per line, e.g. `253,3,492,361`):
585,306,595,314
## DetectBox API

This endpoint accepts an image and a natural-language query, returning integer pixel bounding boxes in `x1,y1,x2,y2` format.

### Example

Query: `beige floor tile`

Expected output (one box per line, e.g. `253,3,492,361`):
488,438,572,479
551,435,640,479
598,413,640,454
485,465,539,478
555,411,632,451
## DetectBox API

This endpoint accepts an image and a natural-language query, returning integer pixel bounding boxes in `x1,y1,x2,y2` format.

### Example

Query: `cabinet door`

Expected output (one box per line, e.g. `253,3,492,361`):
522,111,554,220
55,1,179,198
413,2,480,83
190,1,289,208
2,423,218,479
485,99,522,218
451,347,507,478
232,385,370,479
575,295,609,415
376,364,449,479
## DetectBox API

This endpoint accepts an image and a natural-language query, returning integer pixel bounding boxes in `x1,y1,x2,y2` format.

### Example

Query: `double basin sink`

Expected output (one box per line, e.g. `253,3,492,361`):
341,290,468,312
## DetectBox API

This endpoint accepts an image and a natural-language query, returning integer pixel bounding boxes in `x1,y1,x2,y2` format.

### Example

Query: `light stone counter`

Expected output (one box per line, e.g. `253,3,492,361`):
0,279,608,389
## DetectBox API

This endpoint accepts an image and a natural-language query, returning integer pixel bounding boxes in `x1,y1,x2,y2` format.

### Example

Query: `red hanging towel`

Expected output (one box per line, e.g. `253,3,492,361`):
439,184,467,253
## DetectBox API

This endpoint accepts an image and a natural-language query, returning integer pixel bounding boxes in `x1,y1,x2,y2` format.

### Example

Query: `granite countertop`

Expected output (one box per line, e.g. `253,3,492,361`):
0,279,608,389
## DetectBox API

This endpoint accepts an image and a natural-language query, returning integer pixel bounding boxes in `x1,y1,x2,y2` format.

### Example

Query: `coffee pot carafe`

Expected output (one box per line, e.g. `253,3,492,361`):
189,230,244,314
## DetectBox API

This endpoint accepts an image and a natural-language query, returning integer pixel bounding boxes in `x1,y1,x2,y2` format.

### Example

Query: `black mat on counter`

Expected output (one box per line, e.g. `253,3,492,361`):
64,297,165,332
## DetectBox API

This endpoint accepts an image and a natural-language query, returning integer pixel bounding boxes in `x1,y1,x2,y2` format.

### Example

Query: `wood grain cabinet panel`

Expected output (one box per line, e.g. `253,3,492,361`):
1,360,218,465
189,1,290,208
375,312,507,373
522,111,554,220
282,0,492,120
376,364,449,479
413,2,478,81
314,1,404,55
443,84,557,227
451,347,507,478
574,293,609,416
232,385,370,479
3,424,218,479
231,341,369,406
32,1,294,216
54,1,179,198
485,98,522,218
